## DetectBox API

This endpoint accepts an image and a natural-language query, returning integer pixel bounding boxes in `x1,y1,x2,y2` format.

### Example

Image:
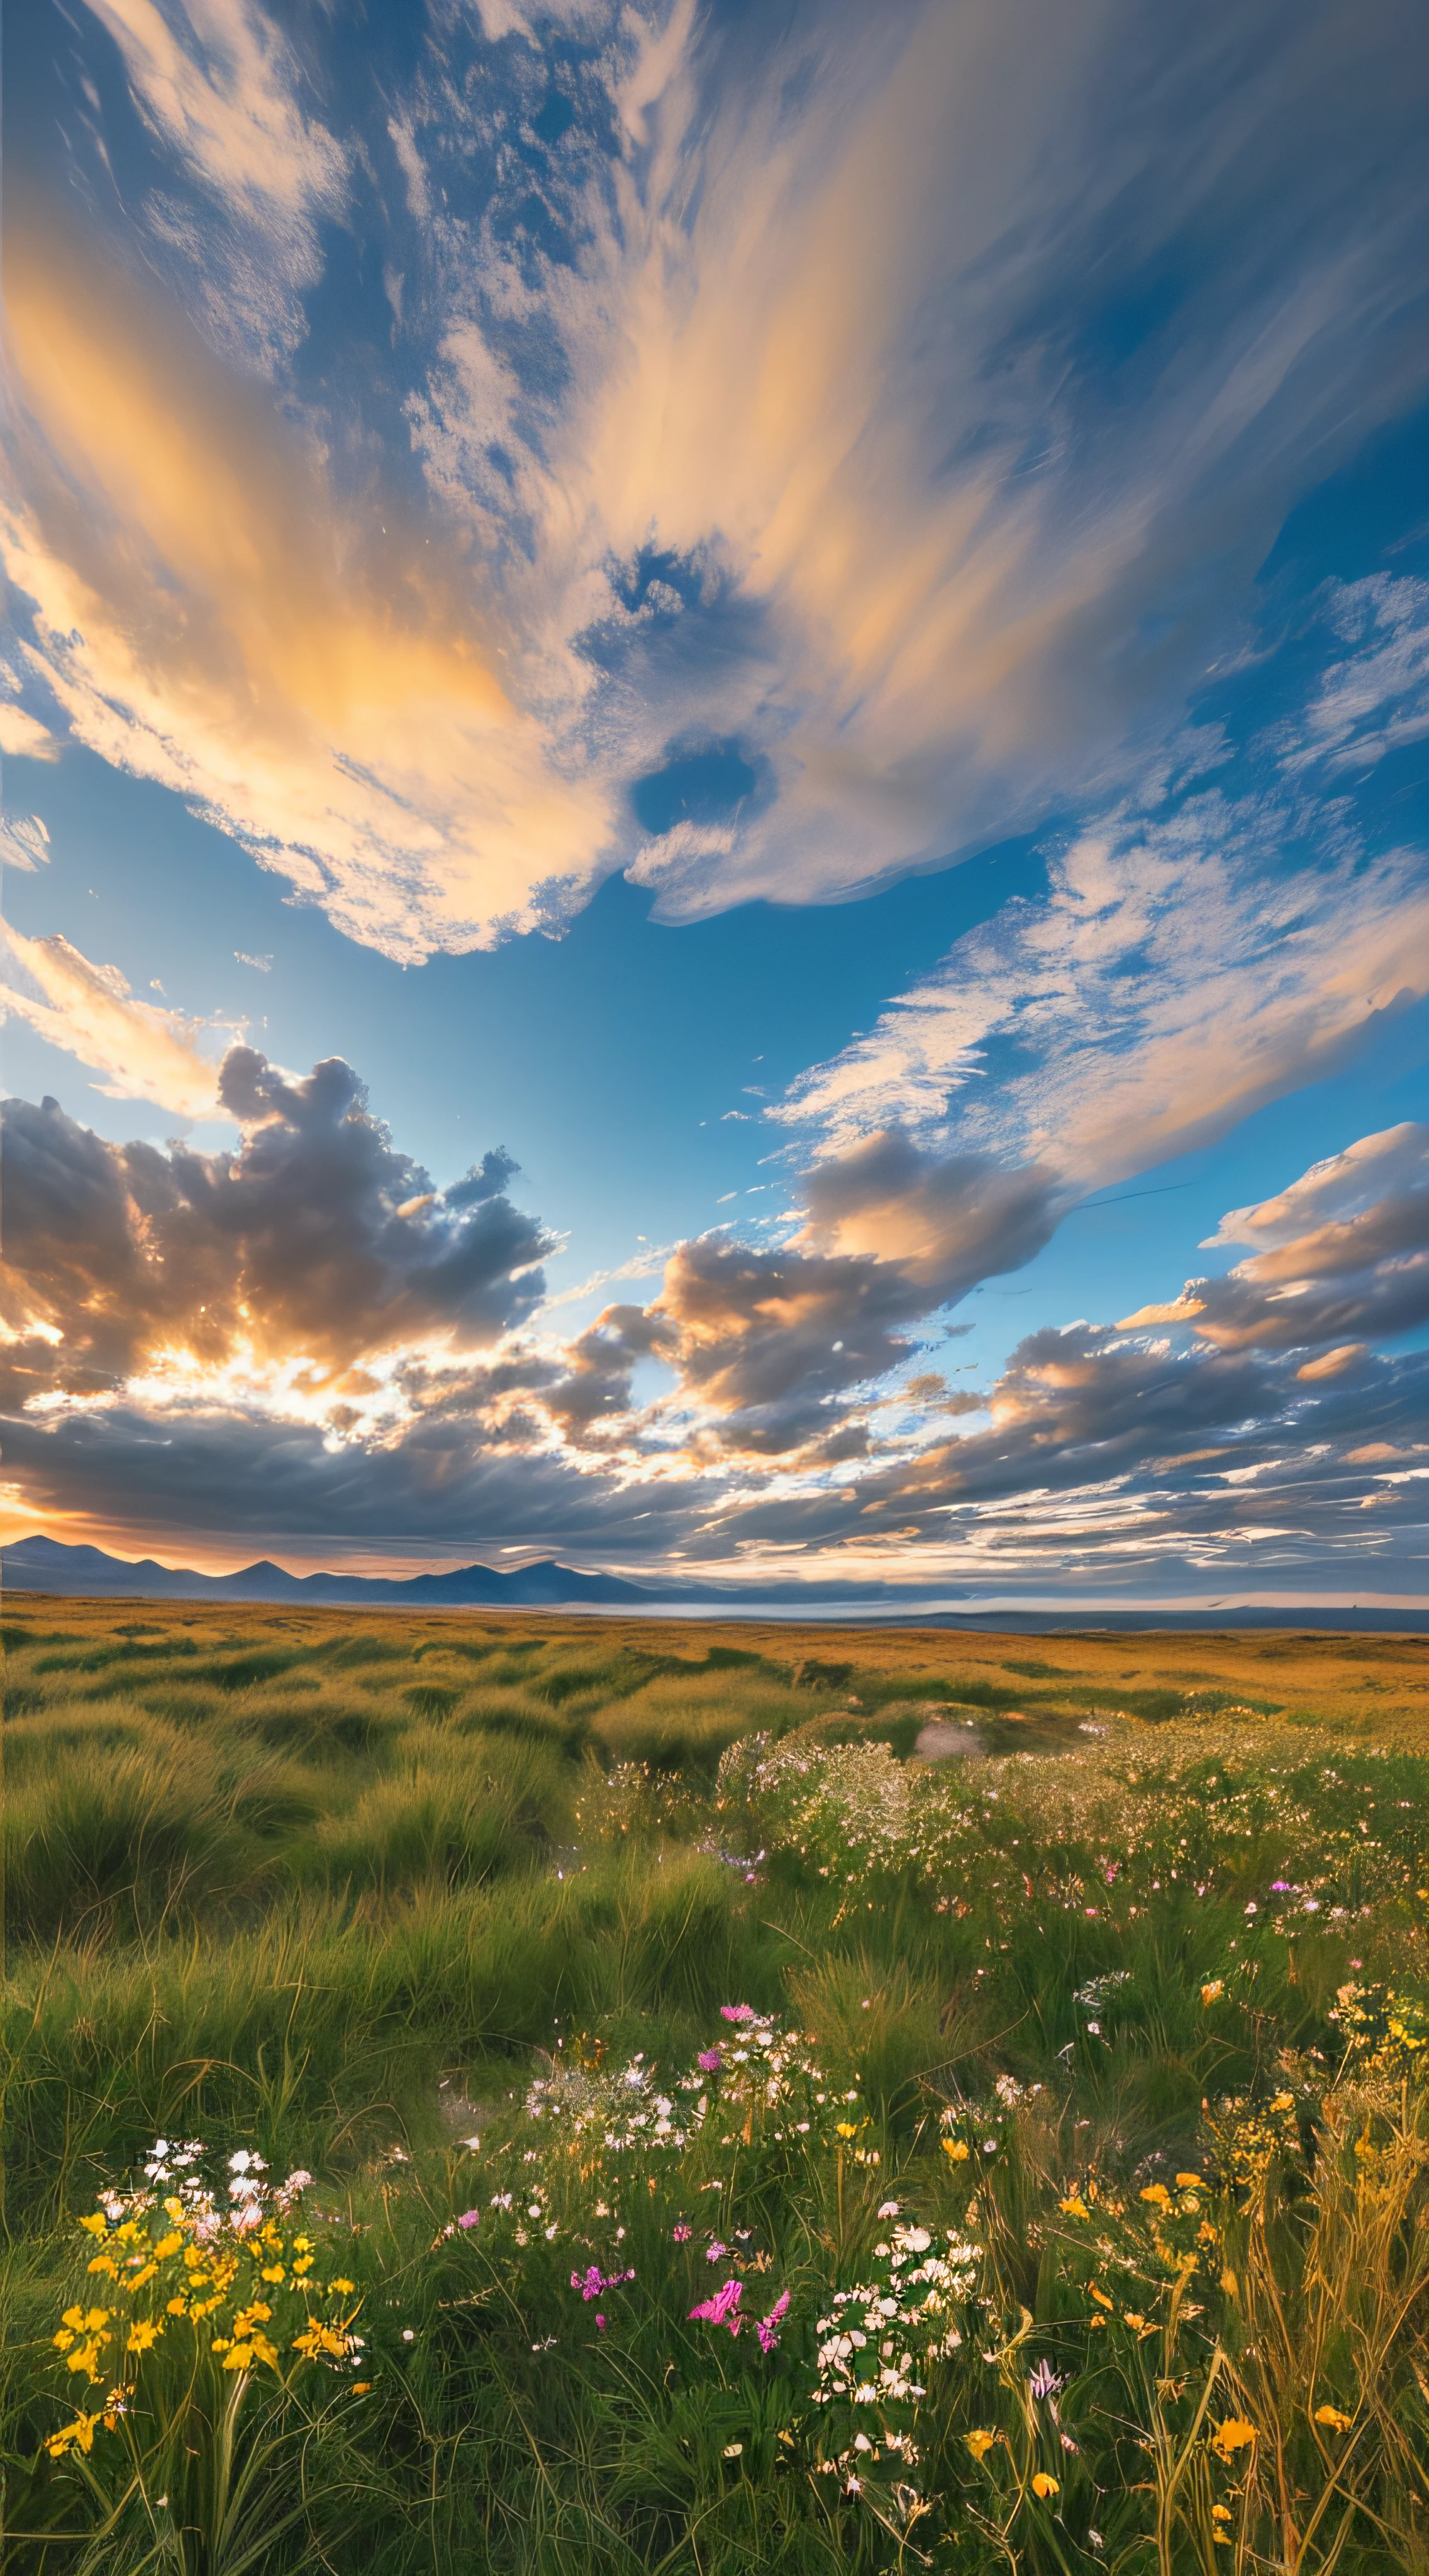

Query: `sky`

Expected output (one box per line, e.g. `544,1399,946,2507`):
3,0,1429,1604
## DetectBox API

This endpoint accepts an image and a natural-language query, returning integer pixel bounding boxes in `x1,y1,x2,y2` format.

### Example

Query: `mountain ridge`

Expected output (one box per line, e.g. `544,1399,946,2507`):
0,1533,959,1609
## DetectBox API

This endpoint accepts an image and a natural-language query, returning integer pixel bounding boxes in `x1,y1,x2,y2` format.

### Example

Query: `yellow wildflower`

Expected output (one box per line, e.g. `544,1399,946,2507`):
46,2412,100,2458
1314,2404,1352,2433
223,2345,255,2372
87,2257,118,2279
835,2123,859,2139
1090,2286,1114,2311
78,2213,109,2238
1220,2268,1238,2296
1201,1982,1224,2006
1031,2472,1059,2499
153,2233,183,2261
1140,2184,1172,2209
965,2429,997,2460
127,2321,162,2354
943,2139,971,2163
1175,2174,1202,2190
328,2278,356,2295
166,2297,189,2317
1059,2195,1089,2218
260,2265,286,2284
1211,2418,1257,2463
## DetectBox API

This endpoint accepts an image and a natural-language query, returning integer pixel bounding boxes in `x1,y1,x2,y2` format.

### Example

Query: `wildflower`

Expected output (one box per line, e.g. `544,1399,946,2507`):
1059,2194,1089,2218
698,2049,723,2072
835,2123,859,2141
720,2005,755,2023
706,2241,728,2262
1175,2172,1202,2190
1211,2418,1257,2463
943,2139,971,2163
965,2429,997,2460
1314,2404,1353,2433
1032,2472,1060,2499
689,2279,743,2334
457,2211,480,2230
1028,2360,1062,2401
1140,2184,1172,2209
126,2321,162,2355
1201,1982,1225,2005
757,2292,791,2353
672,2222,692,2241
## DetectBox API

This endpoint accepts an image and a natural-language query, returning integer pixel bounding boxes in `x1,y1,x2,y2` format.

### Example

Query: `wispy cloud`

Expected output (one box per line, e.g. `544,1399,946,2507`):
7,3,1429,955
0,924,230,1115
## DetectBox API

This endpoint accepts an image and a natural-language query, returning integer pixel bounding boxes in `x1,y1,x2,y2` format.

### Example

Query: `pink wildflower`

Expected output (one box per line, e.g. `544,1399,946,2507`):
595,2314,606,2333
672,2223,692,2242
757,2292,791,2354
720,2004,755,2023
458,2210,480,2229
706,2240,728,2261
698,2048,723,2072
689,2279,743,2335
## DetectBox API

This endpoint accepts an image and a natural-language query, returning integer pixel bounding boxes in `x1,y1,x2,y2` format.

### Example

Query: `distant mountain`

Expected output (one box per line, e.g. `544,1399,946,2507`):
1,1533,650,1607
0,1531,966,1612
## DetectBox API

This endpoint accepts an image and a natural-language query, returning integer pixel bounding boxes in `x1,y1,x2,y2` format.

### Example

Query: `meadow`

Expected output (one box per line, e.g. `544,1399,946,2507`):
3,1597,1429,2574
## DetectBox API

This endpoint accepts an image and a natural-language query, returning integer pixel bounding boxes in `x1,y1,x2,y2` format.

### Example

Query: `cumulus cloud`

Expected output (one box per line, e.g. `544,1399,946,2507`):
8,1,1429,954
796,1130,1062,1296
1122,1123,1429,1354
0,924,229,1114
0,1052,551,1414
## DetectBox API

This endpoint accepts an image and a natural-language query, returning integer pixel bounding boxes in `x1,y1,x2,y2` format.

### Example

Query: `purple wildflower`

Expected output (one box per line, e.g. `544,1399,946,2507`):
689,2279,743,2335
595,2313,606,2334
672,2223,692,2242
572,2265,634,2302
720,2005,755,2024
706,2240,728,2262
698,2049,723,2073
757,2292,791,2354
457,2210,481,2230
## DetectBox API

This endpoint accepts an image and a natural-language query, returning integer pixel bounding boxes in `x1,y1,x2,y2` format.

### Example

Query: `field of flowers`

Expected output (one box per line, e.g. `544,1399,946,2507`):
3,1599,1429,2572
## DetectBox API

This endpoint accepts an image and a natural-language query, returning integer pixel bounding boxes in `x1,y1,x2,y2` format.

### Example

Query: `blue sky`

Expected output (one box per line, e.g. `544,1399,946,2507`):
3,0,1429,1600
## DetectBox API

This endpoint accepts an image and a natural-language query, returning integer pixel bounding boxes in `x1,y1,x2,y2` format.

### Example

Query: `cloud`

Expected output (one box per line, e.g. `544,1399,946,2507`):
9,2,1429,955
1122,1123,1429,1354
0,924,229,1115
0,1053,552,1414
795,1130,1062,1296
774,762,1429,1190
2,223,616,962
82,0,347,364
4,1065,1429,1589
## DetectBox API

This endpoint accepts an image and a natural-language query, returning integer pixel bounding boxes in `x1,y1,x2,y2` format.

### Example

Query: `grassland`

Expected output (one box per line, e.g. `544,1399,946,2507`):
3,1596,1429,2573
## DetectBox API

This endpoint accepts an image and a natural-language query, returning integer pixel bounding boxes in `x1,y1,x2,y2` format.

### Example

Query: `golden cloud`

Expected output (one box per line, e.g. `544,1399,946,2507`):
3,219,616,960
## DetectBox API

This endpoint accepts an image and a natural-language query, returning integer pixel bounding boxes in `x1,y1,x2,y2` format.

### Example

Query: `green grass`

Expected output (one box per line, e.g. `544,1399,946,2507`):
3,1599,1429,2572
